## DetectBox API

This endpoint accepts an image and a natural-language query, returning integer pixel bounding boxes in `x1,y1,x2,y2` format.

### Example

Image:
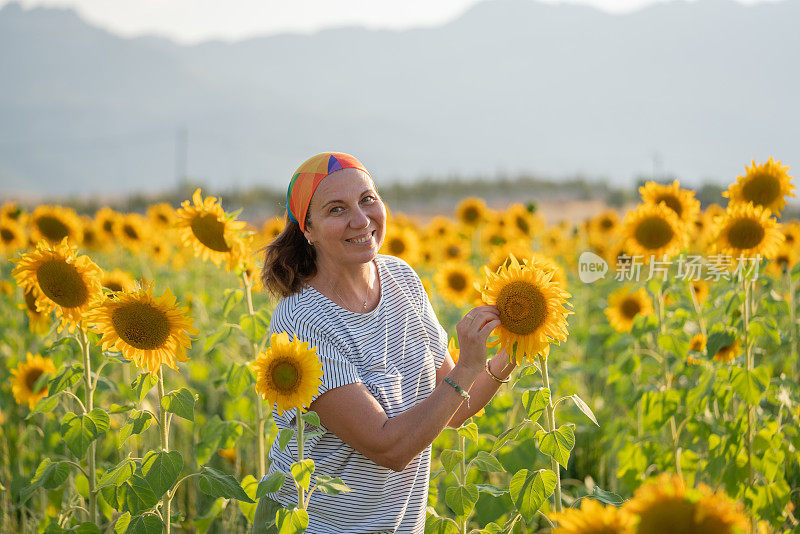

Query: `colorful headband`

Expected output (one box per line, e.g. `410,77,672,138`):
287,152,371,232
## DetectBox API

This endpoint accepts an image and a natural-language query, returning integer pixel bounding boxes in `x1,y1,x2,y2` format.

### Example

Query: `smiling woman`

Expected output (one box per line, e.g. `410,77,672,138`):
254,152,516,533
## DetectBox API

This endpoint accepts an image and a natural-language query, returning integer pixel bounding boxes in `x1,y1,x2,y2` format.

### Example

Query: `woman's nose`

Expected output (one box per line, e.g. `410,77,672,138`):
351,207,370,229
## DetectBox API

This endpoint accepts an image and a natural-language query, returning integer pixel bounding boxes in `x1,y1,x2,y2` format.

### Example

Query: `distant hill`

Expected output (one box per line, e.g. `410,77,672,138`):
1,0,798,195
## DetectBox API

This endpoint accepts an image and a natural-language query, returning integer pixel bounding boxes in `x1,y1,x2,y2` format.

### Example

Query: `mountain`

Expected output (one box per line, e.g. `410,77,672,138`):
1,0,798,195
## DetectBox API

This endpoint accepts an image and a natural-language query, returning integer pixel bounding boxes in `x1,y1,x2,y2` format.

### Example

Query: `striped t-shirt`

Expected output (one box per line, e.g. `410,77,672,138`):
262,254,448,534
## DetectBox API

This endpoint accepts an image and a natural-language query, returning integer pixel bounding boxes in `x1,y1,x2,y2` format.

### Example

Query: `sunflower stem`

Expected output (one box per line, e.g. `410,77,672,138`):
458,433,468,534
537,354,562,513
743,277,756,534
78,328,97,526
786,268,797,377
688,281,707,338
158,368,171,534
242,271,267,479
296,406,306,510
657,289,682,478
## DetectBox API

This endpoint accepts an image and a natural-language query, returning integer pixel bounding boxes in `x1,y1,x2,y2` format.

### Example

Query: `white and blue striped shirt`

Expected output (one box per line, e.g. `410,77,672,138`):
263,254,448,533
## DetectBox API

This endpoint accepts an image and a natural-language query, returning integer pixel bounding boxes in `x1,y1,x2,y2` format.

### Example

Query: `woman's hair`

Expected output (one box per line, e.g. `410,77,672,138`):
260,213,316,298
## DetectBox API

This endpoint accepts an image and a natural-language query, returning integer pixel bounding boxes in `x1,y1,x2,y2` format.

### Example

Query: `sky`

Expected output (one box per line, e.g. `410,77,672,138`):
0,0,773,44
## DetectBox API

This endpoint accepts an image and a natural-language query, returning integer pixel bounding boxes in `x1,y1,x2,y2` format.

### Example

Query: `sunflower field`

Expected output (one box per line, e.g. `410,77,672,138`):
1,158,799,534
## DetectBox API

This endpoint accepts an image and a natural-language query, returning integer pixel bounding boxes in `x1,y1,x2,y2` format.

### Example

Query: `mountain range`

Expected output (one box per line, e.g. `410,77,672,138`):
1,0,798,195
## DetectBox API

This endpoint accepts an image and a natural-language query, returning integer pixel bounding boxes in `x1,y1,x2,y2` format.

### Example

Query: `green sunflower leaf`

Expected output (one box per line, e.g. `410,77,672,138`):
313,475,351,495
198,466,254,503
522,387,550,423
141,450,183,498
275,507,309,534
536,424,575,469
119,410,152,446
508,468,557,521
445,483,479,517
130,373,157,403
60,409,110,458
289,460,315,491
161,387,196,422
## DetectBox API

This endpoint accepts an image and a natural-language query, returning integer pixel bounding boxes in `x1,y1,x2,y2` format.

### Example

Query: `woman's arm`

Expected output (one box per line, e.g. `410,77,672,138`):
308,306,499,472
438,347,516,428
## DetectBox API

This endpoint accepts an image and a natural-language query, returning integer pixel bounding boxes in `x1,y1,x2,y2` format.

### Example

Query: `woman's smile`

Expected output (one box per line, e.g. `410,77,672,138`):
346,230,376,245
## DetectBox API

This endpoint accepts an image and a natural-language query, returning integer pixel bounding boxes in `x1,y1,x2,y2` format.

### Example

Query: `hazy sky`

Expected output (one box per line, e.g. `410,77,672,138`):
1,0,773,43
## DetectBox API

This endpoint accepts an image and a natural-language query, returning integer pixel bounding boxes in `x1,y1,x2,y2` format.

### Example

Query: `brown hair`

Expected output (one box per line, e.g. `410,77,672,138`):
260,213,316,298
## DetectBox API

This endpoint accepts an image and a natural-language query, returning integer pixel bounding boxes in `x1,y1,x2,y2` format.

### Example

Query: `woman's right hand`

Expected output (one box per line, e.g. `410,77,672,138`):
455,305,501,373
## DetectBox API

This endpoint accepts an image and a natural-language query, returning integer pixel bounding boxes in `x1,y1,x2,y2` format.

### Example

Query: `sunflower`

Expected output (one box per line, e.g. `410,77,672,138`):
87,285,198,375
176,189,247,271
689,279,710,305
115,213,151,253
588,209,621,237
21,289,51,334
480,255,572,362
424,216,459,241
622,202,687,259
456,197,488,228
525,253,568,291
94,207,121,240
28,205,82,245
542,226,579,262
723,157,795,216
253,332,323,416
711,203,784,260
261,216,285,242
147,203,177,230
101,269,137,294
605,240,635,271
765,242,798,278
689,333,707,353
480,220,512,252
0,217,27,256
693,486,750,534
550,498,634,534
1,201,24,222
487,242,535,274
11,353,57,409
623,474,748,534
11,238,103,332
147,236,172,264
435,262,478,307
437,235,471,263
639,180,701,229
780,221,800,249
78,218,108,252
380,225,422,266
503,203,542,239
604,287,654,333
713,339,740,364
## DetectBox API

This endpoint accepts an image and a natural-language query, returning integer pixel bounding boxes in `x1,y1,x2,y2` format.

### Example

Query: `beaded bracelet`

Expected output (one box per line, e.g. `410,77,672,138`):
484,359,511,384
443,377,470,408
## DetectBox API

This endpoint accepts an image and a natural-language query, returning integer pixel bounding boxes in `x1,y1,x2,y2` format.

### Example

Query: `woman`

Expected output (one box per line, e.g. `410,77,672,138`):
254,152,516,533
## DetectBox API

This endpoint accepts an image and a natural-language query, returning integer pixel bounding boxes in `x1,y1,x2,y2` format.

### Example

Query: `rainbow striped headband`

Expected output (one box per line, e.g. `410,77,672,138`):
287,152,371,232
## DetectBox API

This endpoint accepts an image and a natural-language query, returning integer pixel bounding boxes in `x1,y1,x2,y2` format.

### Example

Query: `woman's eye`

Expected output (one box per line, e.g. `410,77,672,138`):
362,195,376,204
330,206,343,214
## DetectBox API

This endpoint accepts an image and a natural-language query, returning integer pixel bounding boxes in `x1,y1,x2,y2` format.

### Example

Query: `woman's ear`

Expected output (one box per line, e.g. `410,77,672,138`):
304,230,313,245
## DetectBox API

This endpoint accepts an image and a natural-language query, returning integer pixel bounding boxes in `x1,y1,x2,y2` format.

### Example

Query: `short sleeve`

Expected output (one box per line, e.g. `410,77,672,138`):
268,299,363,424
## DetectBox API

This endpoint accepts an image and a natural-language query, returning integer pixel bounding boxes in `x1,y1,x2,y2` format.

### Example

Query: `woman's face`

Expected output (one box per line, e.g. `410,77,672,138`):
304,168,386,268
